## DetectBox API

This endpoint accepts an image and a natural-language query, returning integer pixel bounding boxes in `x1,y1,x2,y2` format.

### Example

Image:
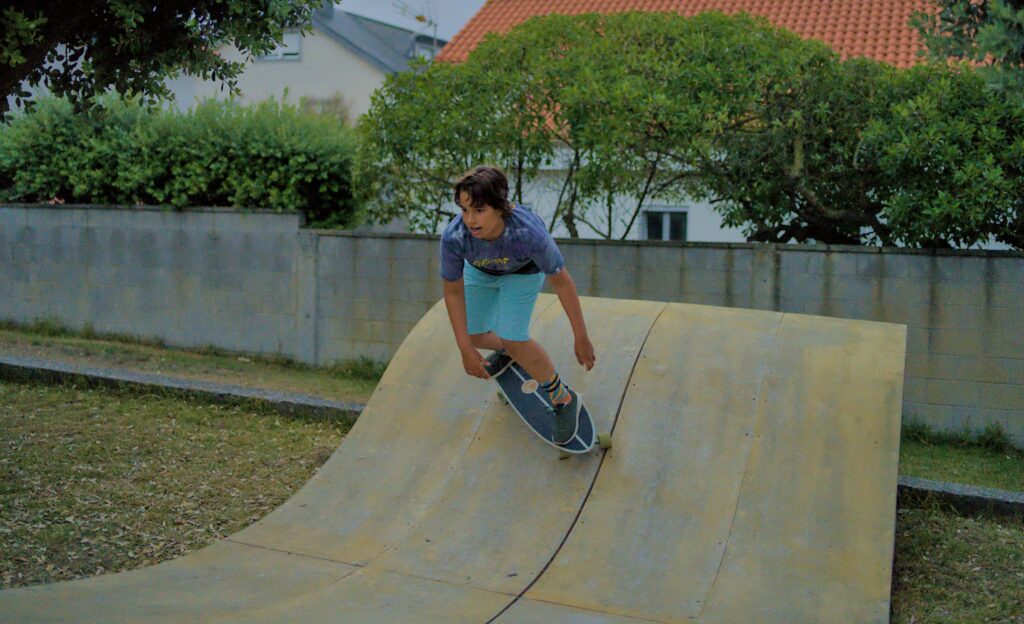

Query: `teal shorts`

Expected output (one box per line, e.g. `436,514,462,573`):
463,262,546,342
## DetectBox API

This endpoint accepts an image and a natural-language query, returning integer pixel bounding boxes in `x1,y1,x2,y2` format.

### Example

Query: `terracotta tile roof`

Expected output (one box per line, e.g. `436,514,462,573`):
437,0,930,68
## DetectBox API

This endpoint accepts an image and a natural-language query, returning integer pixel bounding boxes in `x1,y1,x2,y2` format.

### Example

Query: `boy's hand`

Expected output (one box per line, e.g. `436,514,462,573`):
575,335,596,371
460,347,491,379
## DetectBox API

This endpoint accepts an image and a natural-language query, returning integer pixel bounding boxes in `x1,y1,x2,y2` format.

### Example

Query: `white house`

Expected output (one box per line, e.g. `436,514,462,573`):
166,2,447,121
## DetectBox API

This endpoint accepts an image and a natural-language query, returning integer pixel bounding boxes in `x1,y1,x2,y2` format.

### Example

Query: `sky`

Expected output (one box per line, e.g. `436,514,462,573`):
334,0,488,42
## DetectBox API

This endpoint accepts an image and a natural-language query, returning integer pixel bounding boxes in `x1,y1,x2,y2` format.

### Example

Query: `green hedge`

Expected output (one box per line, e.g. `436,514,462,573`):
0,97,359,228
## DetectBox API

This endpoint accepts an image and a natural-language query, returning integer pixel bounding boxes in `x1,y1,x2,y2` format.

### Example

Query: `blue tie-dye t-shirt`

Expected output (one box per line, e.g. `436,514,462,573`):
439,205,564,281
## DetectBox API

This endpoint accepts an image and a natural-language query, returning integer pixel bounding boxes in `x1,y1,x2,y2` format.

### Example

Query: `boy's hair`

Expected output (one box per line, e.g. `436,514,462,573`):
453,166,513,217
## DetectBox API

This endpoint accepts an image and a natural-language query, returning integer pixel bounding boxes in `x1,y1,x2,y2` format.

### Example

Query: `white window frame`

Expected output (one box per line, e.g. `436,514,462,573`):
258,31,302,61
643,207,688,242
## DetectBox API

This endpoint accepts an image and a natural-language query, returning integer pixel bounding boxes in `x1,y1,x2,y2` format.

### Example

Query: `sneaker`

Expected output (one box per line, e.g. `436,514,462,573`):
484,348,513,377
550,389,581,445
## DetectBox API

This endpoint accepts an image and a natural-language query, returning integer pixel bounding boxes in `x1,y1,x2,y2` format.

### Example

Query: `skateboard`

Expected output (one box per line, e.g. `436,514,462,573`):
492,360,612,457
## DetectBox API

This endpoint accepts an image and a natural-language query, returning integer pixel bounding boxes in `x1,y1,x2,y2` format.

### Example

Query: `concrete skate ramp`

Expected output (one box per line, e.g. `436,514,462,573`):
1,297,906,623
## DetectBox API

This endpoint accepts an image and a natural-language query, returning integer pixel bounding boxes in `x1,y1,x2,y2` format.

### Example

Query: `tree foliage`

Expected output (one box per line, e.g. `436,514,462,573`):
0,96,359,228
914,0,1024,105
359,11,821,240
1,1,321,118
358,10,1024,249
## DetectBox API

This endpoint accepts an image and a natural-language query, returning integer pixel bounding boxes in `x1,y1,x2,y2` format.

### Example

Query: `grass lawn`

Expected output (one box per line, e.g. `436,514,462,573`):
891,503,1024,623
901,438,1024,493
0,324,380,404
0,380,346,589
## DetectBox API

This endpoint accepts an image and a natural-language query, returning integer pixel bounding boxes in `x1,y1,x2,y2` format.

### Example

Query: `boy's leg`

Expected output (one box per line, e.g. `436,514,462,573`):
495,273,580,444
469,332,504,351
498,338,554,384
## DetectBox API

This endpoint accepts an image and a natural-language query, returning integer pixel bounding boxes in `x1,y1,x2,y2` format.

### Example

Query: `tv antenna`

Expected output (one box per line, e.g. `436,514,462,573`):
392,0,439,57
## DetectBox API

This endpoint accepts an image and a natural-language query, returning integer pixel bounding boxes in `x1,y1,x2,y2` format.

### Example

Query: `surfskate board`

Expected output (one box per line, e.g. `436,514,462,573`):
492,360,612,456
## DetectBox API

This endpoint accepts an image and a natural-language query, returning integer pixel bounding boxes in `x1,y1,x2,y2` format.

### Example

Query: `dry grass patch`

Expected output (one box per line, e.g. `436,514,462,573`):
0,324,381,404
891,503,1024,623
0,380,346,589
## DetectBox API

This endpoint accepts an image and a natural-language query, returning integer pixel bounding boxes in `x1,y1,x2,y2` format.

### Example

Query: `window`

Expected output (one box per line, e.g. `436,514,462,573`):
414,41,438,60
644,210,687,241
259,31,302,61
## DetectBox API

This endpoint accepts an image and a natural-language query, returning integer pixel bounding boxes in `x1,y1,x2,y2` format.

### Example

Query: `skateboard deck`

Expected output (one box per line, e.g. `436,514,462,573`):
493,361,607,455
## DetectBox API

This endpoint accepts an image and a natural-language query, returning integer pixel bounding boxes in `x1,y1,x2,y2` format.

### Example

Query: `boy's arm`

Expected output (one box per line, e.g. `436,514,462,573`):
442,278,490,379
547,268,596,370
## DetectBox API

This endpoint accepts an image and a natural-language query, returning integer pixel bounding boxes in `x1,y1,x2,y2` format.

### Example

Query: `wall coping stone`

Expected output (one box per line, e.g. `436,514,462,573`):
0,355,363,425
5,204,1020,258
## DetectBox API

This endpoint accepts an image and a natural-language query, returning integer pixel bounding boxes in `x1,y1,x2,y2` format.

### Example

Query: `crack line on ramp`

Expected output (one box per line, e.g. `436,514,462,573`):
485,303,669,623
224,537,366,567
695,313,786,620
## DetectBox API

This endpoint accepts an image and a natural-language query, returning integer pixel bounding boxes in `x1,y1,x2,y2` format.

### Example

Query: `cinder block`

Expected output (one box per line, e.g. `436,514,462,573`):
684,247,730,271
933,281,988,307
391,238,430,260
992,259,1024,283
831,276,876,302
391,261,430,282
595,267,641,299
566,264,593,297
903,402,954,431
925,379,981,408
881,278,931,305
919,353,962,380
959,256,993,283
683,269,731,296
779,251,810,275
906,327,929,354
932,305,985,330
354,255,392,279
982,330,1024,359
637,267,679,300
639,247,681,272
590,243,628,270
352,236,392,259
990,281,1024,307
391,301,431,324
779,272,824,301
934,256,964,280
351,298,387,321
318,236,351,259
977,383,1024,411
345,319,374,342
930,328,984,356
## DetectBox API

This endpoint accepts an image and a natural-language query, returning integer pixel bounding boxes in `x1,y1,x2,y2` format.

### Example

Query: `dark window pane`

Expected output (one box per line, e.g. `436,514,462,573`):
646,211,663,240
669,212,687,241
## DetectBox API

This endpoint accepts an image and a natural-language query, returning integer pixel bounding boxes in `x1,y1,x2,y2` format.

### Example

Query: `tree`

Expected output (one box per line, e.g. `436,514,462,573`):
696,57,901,246
359,11,828,239
1,1,322,119
913,0,1024,105
357,10,1023,248
860,64,1024,248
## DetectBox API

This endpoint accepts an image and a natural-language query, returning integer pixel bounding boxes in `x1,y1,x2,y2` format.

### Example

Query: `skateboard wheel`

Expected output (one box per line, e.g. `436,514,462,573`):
597,432,613,450
558,450,571,460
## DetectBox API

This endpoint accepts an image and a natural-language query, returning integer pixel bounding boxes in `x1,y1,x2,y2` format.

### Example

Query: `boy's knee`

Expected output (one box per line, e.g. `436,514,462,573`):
500,337,529,353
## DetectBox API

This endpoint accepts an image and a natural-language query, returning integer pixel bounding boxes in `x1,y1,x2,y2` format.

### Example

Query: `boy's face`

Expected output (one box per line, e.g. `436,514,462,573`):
458,191,505,241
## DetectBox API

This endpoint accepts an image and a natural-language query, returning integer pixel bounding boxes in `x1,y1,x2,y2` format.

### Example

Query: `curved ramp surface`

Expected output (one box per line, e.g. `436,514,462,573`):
1,298,906,623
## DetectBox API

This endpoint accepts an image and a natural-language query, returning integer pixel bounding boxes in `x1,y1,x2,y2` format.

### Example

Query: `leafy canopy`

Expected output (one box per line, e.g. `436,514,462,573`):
357,10,1024,248
1,1,322,119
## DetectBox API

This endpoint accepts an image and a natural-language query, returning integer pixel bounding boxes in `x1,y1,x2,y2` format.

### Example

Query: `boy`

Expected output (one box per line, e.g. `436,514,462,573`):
440,165,596,445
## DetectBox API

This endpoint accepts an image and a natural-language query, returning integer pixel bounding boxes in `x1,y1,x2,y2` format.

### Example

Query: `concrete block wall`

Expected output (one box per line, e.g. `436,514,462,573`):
556,240,1024,443
1,205,1022,443
0,205,304,357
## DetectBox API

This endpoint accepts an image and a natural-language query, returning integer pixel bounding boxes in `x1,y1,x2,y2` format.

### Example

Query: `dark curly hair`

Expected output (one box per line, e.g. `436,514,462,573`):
453,166,513,217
